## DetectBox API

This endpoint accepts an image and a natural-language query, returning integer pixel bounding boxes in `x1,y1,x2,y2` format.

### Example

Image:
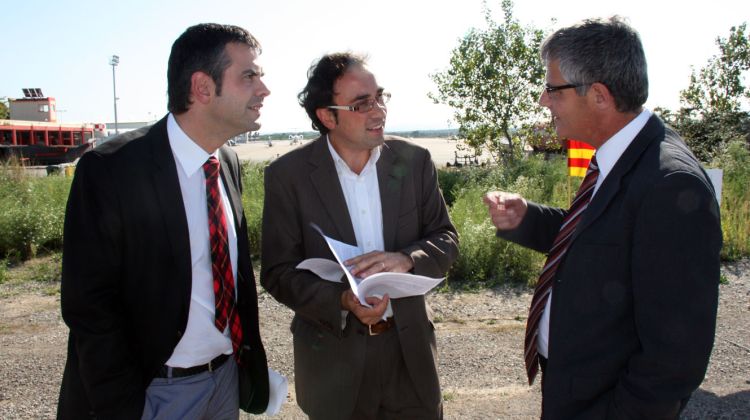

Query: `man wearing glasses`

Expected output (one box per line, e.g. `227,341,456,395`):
484,17,721,418
261,52,458,419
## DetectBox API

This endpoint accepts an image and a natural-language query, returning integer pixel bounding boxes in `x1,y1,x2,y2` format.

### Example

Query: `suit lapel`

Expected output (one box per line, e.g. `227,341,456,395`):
575,115,664,237
308,137,357,244
148,118,192,296
377,143,402,251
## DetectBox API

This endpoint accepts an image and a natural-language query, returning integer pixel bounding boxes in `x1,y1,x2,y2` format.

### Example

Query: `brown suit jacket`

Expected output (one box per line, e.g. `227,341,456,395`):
261,135,458,419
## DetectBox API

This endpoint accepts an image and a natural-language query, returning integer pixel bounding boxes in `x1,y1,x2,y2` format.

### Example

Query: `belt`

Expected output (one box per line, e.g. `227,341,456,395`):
157,353,230,378
368,317,395,336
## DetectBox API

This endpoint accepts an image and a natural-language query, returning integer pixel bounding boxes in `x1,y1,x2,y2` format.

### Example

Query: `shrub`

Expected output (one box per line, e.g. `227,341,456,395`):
443,155,569,287
447,185,542,287
712,140,750,260
0,166,71,260
241,161,267,258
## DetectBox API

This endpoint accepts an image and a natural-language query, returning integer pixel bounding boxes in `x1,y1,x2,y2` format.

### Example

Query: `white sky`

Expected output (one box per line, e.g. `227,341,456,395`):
2,0,747,133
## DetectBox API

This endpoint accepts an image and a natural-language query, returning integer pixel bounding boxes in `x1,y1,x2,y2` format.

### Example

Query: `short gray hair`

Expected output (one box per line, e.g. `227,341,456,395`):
540,16,648,113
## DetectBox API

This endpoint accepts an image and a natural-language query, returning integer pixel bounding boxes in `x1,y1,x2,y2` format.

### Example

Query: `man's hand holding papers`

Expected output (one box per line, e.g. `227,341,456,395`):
296,224,445,308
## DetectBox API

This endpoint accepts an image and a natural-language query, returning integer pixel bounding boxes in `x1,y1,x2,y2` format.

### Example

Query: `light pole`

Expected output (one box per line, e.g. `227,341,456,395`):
110,55,120,135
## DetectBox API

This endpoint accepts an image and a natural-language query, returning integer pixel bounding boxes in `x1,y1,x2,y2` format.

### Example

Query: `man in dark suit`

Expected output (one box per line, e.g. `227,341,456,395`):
484,17,722,419
58,23,271,419
261,52,458,419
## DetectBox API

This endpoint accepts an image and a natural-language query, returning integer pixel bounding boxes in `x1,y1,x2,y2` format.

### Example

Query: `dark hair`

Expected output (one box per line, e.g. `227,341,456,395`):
540,16,648,113
167,23,261,114
298,52,368,134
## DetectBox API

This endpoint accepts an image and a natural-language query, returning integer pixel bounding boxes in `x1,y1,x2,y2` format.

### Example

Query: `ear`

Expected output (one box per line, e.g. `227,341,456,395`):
190,72,215,106
589,82,614,111
316,108,338,131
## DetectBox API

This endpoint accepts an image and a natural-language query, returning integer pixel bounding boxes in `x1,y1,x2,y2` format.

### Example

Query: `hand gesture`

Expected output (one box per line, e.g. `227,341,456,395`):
483,191,528,231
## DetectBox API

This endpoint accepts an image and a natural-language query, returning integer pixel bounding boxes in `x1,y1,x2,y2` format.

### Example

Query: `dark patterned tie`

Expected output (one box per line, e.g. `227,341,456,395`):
203,156,243,361
524,155,599,385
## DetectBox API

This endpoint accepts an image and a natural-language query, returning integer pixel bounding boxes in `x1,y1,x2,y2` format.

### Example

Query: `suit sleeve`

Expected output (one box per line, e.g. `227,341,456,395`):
399,148,459,277
260,165,348,337
609,171,721,418
60,152,145,419
496,201,566,253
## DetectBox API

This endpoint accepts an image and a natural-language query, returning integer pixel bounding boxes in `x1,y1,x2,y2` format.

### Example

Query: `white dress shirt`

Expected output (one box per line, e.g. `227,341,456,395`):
165,114,237,367
537,108,652,358
327,136,394,321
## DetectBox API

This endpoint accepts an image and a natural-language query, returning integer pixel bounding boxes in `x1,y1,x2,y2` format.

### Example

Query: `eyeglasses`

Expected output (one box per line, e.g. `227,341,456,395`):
543,83,589,94
327,92,391,113
544,83,591,94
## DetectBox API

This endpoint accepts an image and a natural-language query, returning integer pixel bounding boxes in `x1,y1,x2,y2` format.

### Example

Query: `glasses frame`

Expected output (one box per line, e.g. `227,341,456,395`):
544,83,590,94
327,92,392,113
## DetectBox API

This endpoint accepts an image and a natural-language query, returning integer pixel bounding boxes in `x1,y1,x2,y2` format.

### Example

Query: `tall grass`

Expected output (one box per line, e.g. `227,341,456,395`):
443,154,569,287
712,141,750,260
0,163,71,260
240,161,267,258
1,143,748,290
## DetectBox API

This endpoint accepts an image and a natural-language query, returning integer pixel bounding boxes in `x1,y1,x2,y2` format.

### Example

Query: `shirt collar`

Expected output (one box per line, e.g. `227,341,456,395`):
325,134,381,177
595,108,652,181
167,113,217,177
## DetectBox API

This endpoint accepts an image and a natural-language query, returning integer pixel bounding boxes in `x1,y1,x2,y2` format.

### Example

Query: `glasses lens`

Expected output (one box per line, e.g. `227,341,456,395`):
354,101,373,113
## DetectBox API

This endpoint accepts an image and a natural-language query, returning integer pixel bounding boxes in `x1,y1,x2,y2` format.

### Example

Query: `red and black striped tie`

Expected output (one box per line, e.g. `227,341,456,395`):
524,155,599,385
203,156,243,362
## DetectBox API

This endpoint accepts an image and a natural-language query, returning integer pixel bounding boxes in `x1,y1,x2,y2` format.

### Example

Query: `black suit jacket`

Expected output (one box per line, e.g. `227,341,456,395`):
57,117,269,419
261,136,458,419
500,115,722,419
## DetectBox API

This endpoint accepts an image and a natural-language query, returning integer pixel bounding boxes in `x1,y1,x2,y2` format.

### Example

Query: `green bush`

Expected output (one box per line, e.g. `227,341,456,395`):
0,167,71,260
442,155,569,287
241,161,267,258
712,141,750,260
448,185,542,287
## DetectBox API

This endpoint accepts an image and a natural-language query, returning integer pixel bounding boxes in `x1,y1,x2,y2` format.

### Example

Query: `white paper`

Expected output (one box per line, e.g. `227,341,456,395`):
264,368,288,416
297,224,444,304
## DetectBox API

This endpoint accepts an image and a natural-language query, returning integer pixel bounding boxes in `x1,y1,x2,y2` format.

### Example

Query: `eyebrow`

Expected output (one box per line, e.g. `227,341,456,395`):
242,68,264,77
351,87,385,102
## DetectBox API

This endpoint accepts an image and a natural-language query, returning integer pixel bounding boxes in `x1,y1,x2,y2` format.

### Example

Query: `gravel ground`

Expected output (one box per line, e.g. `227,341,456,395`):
1,259,748,419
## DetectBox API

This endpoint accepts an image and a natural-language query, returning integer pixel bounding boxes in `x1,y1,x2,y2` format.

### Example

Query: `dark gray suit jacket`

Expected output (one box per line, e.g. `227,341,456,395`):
500,115,722,419
261,135,458,419
57,117,269,419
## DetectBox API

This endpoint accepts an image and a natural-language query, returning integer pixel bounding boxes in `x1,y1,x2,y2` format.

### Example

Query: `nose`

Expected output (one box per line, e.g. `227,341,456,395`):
538,89,550,108
258,79,271,97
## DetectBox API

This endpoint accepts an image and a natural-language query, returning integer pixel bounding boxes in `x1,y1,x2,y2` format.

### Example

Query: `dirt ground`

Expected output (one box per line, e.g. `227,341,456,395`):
1,259,748,419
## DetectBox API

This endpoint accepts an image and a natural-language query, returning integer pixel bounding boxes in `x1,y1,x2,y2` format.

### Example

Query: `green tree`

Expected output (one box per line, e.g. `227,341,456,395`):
681,23,749,115
430,0,550,164
660,23,750,162
0,97,9,119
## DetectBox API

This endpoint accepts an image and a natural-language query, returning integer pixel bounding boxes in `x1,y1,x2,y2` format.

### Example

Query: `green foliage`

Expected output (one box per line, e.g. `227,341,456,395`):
658,108,749,162
29,252,62,282
443,155,569,287
0,259,7,284
241,161,267,258
711,141,750,260
0,98,9,120
0,165,71,260
662,23,750,162
681,23,750,115
430,0,549,164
